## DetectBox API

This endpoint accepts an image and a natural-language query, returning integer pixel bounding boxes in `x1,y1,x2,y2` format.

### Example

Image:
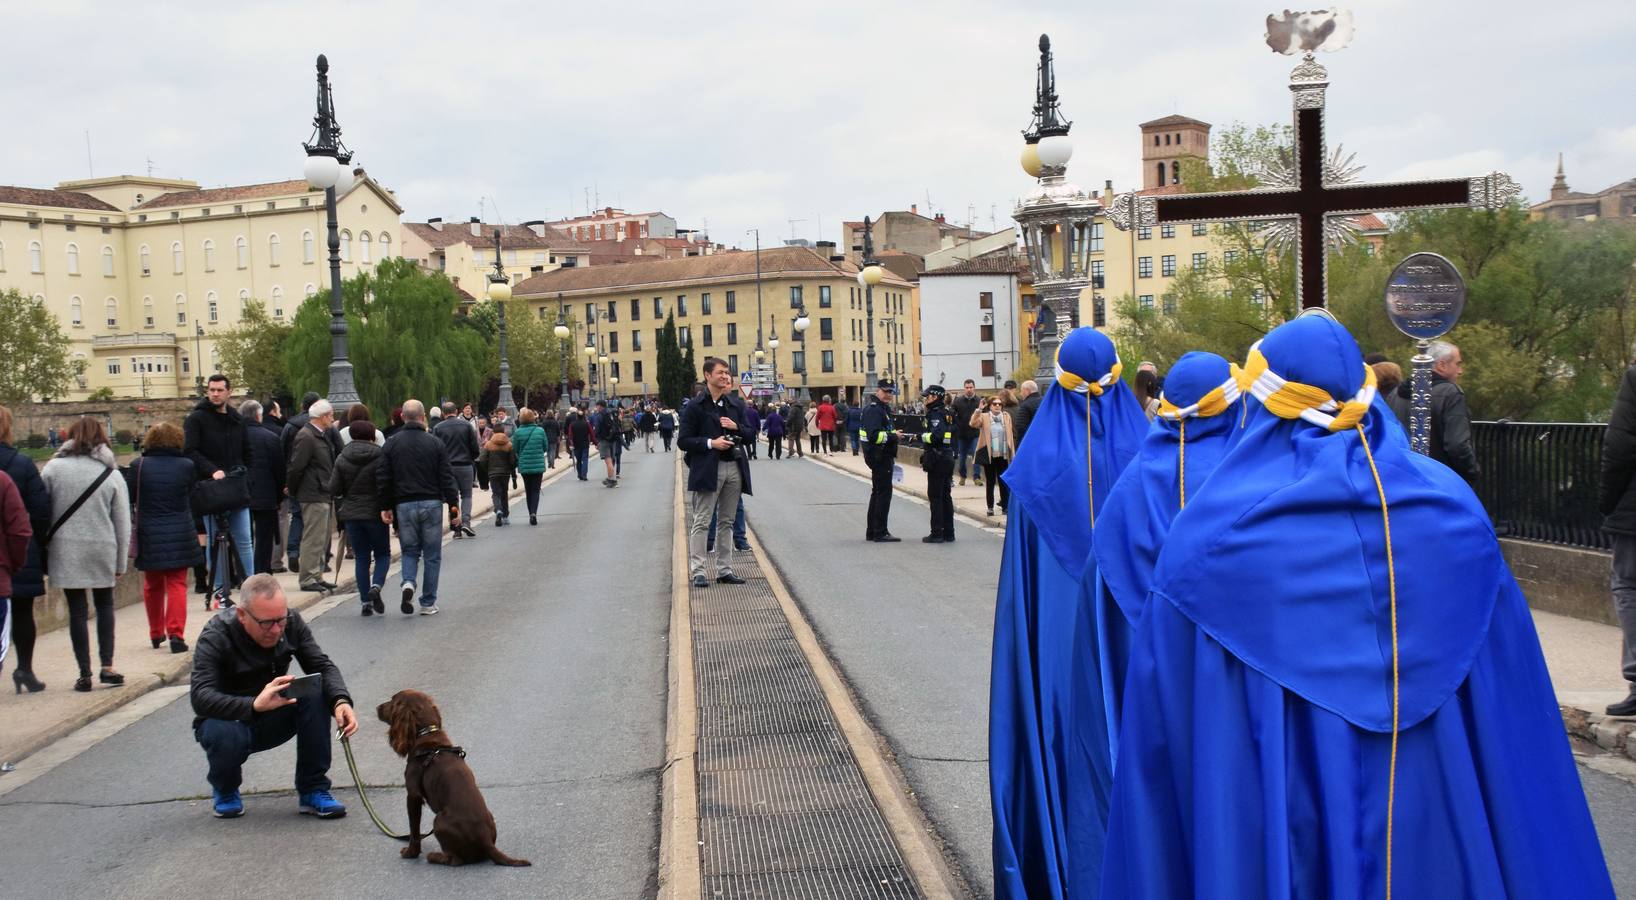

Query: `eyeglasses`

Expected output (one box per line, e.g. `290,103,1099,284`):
243,609,291,630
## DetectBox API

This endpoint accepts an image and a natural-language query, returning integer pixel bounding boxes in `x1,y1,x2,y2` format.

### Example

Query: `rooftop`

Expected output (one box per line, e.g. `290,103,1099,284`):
134,179,317,210
403,221,589,252
514,245,908,296
921,250,1027,277
0,185,120,212
1140,114,1212,129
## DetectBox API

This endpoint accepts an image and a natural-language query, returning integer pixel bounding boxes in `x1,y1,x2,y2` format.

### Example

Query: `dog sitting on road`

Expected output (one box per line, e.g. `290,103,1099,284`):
377,689,531,867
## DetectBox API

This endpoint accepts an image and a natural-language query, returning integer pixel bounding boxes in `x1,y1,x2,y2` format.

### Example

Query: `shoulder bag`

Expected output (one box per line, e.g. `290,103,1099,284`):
41,466,114,575
190,465,250,516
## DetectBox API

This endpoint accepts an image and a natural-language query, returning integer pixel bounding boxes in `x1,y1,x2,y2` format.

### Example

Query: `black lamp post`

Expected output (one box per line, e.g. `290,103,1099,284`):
791,304,810,402
192,321,205,397
554,293,571,410
767,315,780,400
857,216,884,395
749,227,765,370
488,229,516,417
300,53,359,405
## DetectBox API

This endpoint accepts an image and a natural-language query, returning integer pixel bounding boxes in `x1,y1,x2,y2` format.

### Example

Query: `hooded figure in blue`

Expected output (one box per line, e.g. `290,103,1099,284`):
1100,314,1613,899
990,326,1147,900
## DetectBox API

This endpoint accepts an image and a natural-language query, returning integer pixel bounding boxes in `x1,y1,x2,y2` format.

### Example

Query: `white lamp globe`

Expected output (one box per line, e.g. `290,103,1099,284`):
754,347,765,360
768,336,780,350
610,377,619,385
1036,134,1073,169
583,344,596,358
861,264,884,287
304,154,341,190
1020,142,1044,178
598,354,609,365
331,165,357,195
554,322,571,340
793,315,810,332
487,279,512,302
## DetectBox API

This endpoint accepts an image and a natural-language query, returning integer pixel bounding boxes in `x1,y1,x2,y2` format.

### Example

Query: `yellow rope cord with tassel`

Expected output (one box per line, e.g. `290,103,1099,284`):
1177,420,1187,508
1356,423,1400,900
1087,410,1095,527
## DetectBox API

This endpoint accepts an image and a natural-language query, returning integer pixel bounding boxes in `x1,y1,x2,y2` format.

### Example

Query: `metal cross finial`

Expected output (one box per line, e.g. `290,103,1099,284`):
861,216,875,263
1023,33,1071,142
303,54,351,164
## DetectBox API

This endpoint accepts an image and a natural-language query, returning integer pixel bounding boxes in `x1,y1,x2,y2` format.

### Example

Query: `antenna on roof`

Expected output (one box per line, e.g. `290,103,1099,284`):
146,157,155,177
84,130,94,178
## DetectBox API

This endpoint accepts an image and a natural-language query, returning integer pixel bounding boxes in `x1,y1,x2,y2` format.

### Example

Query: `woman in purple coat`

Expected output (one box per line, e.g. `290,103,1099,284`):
762,407,786,461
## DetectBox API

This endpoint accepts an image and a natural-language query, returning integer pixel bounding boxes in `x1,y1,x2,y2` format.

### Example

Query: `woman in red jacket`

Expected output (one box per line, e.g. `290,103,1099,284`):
815,396,838,455
0,469,33,685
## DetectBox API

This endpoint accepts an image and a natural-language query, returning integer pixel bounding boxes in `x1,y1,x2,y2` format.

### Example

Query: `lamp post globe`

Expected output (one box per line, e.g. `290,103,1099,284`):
303,154,341,190
860,264,884,287
793,313,810,332
584,344,596,358
754,347,765,360
554,321,571,340
487,279,512,303
767,335,779,351
1035,134,1073,169
598,354,609,365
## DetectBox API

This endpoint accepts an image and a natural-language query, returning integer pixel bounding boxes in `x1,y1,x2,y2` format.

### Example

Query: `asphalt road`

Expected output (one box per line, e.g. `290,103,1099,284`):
0,450,674,900
745,454,1001,897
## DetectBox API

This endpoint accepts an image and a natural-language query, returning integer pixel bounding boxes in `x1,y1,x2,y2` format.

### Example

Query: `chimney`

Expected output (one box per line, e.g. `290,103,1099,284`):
934,213,945,224
468,216,481,237
523,219,546,238
911,204,918,216
530,265,545,274
428,217,443,231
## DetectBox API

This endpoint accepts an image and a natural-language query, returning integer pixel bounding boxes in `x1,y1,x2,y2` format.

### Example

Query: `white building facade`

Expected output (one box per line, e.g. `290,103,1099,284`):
918,255,1024,392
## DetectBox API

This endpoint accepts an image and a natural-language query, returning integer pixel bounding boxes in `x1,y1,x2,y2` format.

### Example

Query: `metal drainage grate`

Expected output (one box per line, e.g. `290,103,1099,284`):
691,546,922,899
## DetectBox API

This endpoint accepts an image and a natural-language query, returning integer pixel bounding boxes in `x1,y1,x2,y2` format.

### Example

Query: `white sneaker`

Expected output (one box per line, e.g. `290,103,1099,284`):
400,584,415,614
418,605,440,616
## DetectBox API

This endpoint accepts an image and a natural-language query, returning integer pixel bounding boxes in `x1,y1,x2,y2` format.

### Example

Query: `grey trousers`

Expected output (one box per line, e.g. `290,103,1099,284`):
298,501,334,586
689,460,743,580
1614,534,1636,685
450,464,475,524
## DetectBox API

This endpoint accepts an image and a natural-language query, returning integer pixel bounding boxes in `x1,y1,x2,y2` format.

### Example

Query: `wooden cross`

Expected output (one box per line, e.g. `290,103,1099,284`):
1109,55,1520,309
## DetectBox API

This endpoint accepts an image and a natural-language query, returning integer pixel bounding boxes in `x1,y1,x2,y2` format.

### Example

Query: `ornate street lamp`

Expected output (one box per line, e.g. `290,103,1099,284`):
554,292,571,410
767,317,780,399
791,305,811,402
193,321,205,397
857,217,885,394
1013,34,1099,381
583,339,598,402
301,53,360,405
488,229,517,417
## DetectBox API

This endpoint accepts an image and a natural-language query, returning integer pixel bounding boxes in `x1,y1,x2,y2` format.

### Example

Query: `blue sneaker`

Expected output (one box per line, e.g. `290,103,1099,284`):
212,789,244,818
297,790,347,819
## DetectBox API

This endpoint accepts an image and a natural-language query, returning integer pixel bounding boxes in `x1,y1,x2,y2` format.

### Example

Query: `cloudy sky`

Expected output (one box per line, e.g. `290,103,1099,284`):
5,1,1632,248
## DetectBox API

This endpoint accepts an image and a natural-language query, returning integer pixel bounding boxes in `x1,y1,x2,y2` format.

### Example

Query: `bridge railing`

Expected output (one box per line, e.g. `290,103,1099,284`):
1471,421,1608,550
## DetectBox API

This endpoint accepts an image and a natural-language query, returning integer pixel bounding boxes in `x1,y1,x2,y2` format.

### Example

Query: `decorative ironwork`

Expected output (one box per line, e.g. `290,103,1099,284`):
1022,34,1071,142
1469,173,1523,210
1471,421,1609,550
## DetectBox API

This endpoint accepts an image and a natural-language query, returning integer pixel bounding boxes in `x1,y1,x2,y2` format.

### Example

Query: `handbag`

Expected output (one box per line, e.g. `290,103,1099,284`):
40,467,115,576
189,466,250,516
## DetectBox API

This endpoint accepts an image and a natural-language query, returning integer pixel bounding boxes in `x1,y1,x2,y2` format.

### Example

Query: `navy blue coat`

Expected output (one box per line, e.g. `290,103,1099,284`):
676,392,753,495
0,442,50,597
128,449,205,572
243,421,286,511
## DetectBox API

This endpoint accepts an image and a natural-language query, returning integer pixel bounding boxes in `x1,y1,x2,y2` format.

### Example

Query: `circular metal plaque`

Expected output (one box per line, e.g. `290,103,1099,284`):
1384,251,1466,341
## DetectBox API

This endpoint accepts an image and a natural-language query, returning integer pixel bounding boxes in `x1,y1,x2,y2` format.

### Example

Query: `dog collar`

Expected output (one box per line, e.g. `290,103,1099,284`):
415,724,441,737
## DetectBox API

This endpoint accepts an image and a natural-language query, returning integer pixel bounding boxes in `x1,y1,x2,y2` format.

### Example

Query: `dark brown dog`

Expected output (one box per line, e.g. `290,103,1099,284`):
376,689,531,867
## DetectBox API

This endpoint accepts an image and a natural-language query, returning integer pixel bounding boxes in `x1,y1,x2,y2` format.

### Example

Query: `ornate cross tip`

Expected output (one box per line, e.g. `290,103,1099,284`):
1265,8,1355,55
1105,194,1157,232
1468,173,1523,210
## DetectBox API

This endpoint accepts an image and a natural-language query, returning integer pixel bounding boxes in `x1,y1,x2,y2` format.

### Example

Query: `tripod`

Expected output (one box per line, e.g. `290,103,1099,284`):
205,511,242,610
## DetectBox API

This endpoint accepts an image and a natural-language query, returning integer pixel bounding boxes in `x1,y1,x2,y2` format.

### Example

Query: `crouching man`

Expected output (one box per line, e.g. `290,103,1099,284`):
190,572,359,818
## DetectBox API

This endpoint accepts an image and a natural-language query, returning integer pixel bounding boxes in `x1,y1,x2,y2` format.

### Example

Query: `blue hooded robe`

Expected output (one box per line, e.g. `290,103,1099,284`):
1100,314,1613,899
991,327,1147,900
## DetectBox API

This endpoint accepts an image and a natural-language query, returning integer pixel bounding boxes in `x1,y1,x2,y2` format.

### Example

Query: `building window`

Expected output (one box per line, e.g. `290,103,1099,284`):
1160,224,1176,238
701,292,712,315
1091,259,1105,286
1192,223,1209,236
105,297,118,327
1137,225,1152,241
29,241,42,274
819,318,832,340
634,360,644,382
980,359,996,377
267,233,281,267
632,329,642,351
677,295,687,317
822,350,834,373
65,242,81,275
789,285,803,308
819,285,831,308
143,296,155,328
979,291,993,310
359,232,372,264
379,233,390,259
271,286,284,320
1224,250,1240,264
702,324,713,347
679,326,689,345
631,298,641,320
302,231,315,264
339,230,351,262
1138,256,1153,278
980,323,995,342
1093,296,1107,328
1192,252,1208,270
107,359,120,376
101,245,115,276
70,296,83,327
1089,221,1104,252
176,294,187,325
202,240,216,272
236,235,249,269
181,355,190,374
1139,294,1155,309
725,290,737,314
653,297,663,318
1161,255,1177,277
609,332,619,352
791,350,805,373
503,249,515,266
1163,294,1177,315
606,300,618,322
238,289,250,320
304,283,316,300
1171,161,1181,184
586,303,594,323
207,292,219,323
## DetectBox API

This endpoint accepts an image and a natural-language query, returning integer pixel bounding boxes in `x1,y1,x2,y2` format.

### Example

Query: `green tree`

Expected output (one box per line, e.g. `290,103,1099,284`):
216,299,292,398
1010,349,1039,387
0,288,76,404
283,258,488,416
470,300,580,408
682,330,697,397
656,312,685,408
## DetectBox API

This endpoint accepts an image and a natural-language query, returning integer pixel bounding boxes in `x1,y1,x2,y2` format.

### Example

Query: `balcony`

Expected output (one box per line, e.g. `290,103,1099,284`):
92,332,178,349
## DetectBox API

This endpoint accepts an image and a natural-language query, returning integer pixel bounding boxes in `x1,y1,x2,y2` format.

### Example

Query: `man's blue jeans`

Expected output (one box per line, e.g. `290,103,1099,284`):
344,520,391,599
707,497,748,551
286,497,304,566
195,691,332,794
396,500,444,606
204,506,254,592
574,446,590,480
953,435,979,480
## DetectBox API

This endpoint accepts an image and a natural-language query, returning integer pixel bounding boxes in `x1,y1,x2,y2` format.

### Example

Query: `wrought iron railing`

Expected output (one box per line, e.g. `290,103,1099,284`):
1471,421,1608,550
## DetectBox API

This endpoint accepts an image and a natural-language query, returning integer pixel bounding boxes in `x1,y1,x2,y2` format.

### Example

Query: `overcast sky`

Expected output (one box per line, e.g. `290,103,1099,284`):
5,1,1632,249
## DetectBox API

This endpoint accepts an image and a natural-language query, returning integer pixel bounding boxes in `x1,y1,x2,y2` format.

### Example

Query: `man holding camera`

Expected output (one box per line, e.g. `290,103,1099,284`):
184,373,254,597
678,357,753,589
190,573,357,819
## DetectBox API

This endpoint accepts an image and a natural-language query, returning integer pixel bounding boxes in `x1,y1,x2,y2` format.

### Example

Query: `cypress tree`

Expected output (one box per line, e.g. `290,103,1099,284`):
657,312,683,409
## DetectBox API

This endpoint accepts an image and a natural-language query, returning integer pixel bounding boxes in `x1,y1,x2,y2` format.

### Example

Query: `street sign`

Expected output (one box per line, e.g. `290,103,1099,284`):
740,372,754,385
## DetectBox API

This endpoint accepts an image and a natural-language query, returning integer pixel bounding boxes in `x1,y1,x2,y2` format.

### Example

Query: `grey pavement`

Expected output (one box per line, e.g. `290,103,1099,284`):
744,455,998,898
0,451,673,900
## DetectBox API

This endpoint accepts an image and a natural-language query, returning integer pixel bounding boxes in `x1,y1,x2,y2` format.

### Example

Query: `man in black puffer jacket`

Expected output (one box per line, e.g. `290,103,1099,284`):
1384,341,1479,485
185,374,254,598
1602,362,1636,716
239,400,286,576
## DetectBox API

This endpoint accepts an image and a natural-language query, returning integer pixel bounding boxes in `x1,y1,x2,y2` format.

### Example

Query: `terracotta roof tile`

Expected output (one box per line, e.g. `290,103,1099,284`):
923,250,1027,277
135,179,317,209
1353,213,1388,231
515,245,908,296
403,221,589,252
1140,114,1211,129
0,185,120,212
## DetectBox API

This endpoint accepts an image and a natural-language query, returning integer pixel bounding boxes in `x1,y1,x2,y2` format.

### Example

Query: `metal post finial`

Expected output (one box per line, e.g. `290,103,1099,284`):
1023,33,1071,142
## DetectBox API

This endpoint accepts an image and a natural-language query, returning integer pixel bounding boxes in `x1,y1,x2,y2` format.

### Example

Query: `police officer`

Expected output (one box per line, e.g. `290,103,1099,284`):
919,385,957,543
860,382,901,542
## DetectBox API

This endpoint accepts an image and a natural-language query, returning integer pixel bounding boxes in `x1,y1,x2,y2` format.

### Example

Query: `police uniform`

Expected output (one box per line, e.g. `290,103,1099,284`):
920,386,957,542
860,387,901,542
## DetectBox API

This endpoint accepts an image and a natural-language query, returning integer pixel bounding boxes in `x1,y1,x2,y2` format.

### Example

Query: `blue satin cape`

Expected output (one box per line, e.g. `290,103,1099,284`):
1099,316,1613,899
991,328,1147,900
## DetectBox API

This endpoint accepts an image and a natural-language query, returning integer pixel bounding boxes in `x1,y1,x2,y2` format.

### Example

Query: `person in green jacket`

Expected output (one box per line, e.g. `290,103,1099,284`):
511,408,549,526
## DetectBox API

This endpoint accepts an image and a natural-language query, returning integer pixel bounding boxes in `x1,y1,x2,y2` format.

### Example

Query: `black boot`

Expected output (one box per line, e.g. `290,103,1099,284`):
1607,690,1636,717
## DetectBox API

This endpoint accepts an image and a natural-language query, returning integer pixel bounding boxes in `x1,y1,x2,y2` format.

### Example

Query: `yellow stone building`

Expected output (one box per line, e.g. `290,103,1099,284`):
400,217,590,302
0,172,402,399
513,246,918,404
